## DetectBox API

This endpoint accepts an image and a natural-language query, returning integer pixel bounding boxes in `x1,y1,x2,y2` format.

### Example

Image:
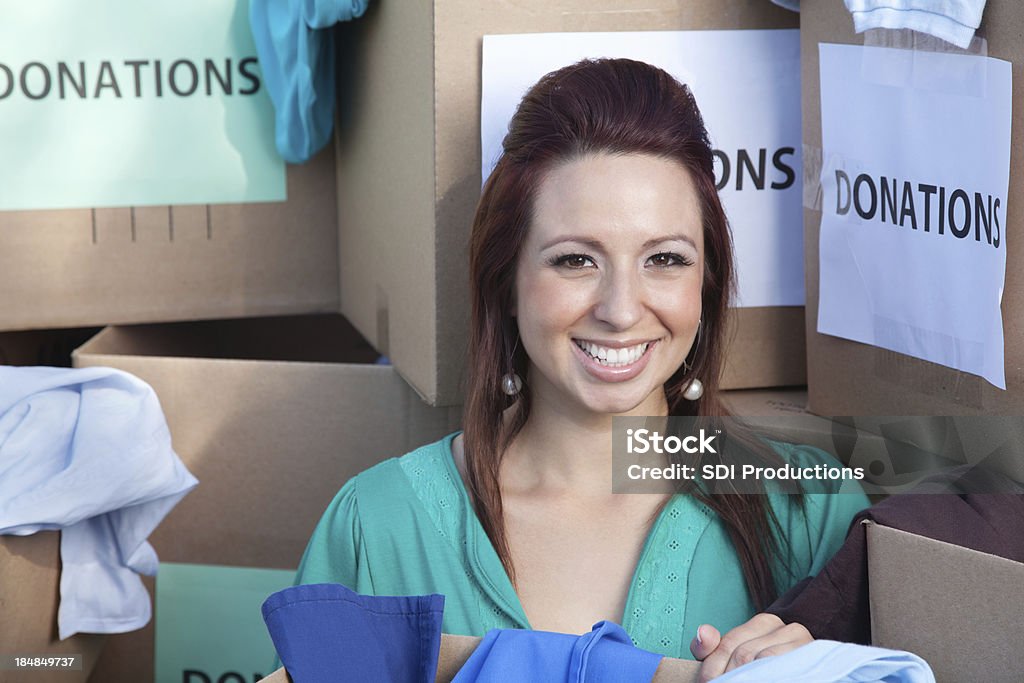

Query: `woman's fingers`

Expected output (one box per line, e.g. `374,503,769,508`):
722,623,812,672
697,614,810,682
689,623,722,661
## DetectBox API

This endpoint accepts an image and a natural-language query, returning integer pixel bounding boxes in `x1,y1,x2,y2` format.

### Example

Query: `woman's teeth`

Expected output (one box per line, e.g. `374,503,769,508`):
575,340,650,367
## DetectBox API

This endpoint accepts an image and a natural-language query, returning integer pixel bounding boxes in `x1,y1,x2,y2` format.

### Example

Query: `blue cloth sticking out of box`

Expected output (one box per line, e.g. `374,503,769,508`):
249,0,370,163
263,582,444,683
0,365,198,639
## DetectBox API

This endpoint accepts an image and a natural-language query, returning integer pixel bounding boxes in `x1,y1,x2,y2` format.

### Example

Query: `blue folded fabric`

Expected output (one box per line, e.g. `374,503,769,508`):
262,583,444,683
715,640,935,682
452,621,663,683
249,0,370,163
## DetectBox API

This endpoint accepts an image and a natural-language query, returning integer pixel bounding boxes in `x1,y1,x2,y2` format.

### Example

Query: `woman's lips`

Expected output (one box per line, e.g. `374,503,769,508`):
571,338,658,382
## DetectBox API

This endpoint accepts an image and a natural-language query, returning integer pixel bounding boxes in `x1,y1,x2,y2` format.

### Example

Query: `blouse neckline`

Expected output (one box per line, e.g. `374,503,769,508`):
425,431,714,646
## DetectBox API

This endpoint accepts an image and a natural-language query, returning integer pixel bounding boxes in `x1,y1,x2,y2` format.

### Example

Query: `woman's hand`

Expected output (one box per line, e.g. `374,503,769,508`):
688,613,812,681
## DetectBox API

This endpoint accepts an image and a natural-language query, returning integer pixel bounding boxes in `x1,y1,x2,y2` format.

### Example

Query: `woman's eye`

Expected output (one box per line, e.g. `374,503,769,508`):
647,252,693,268
552,254,596,269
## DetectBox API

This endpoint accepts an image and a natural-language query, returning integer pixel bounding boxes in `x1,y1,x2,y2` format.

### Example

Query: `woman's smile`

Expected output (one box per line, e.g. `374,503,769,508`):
570,338,659,382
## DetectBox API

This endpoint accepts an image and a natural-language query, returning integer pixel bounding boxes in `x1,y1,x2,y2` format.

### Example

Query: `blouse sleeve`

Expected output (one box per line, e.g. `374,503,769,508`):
768,442,871,590
293,477,374,593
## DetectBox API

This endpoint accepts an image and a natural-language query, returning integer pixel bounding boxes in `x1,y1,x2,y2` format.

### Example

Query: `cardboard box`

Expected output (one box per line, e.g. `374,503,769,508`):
71,315,461,683
801,0,1024,414
1,3,805,407
334,0,803,405
261,633,701,682
0,533,106,683
0,150,339,334
867,522,1024,683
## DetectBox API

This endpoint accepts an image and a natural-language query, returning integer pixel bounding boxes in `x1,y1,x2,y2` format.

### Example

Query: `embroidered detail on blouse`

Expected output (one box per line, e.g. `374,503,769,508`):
623,495,712,655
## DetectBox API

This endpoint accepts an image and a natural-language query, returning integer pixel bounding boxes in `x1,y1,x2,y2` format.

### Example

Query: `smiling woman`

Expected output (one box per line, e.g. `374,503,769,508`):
294,58,869,679
514,153,703,416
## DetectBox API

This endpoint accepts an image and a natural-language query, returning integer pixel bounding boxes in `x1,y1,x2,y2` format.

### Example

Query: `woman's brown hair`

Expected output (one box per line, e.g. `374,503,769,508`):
464,58,795,611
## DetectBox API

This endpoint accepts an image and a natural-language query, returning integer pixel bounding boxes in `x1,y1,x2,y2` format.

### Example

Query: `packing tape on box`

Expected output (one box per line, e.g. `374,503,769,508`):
802,28,989,212
802,143,823,211
862,28,988,56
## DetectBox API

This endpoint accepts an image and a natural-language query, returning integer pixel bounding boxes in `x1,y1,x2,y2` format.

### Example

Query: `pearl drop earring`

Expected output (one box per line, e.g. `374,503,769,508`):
501,373,523,396
683,378,704,401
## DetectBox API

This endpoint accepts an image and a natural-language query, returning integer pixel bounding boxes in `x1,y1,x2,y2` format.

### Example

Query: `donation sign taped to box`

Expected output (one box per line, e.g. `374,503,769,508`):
0,0,285,211
817,44,1011,389
482,30,802,308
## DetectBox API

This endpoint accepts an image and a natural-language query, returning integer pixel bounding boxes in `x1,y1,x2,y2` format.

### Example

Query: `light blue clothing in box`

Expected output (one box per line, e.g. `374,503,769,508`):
249,0,370,163
716,639,935,682
0,366,197,639
844,0,987,49
295,433,869,660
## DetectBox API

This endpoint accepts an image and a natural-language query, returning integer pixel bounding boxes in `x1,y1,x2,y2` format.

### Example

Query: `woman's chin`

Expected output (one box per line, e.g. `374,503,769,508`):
576,386,662,417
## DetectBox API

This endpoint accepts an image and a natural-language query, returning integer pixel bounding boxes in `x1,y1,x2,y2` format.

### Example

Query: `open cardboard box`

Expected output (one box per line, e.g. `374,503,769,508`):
70,316,460,682
866,523,1024,683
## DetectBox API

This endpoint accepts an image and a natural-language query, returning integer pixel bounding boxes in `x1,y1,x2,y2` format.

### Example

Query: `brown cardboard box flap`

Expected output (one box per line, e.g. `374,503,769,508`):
866,522,1024,683
260,633,700,682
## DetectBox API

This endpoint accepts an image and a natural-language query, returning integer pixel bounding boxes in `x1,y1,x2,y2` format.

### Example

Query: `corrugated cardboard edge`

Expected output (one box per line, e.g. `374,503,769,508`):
335,1,443,405
260,633,700,682
866,522,1024,683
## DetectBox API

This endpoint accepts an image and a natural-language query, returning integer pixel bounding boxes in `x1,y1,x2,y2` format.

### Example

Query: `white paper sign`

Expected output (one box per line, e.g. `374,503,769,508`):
482,31,803,308
818,44,1011,389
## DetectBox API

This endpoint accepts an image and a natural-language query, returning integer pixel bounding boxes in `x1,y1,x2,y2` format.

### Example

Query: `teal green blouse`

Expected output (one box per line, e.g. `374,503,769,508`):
294,433,869,660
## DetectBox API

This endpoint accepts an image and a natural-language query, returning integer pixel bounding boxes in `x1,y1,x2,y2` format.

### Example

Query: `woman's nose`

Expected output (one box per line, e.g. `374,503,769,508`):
592,268,645,330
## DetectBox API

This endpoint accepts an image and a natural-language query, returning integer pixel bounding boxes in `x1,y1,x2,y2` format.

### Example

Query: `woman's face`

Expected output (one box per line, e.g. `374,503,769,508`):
513,152,705,417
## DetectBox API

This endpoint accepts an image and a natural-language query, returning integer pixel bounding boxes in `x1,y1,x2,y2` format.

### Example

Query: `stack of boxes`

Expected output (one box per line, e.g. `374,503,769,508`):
799,2,1024,681
3,0,1022,681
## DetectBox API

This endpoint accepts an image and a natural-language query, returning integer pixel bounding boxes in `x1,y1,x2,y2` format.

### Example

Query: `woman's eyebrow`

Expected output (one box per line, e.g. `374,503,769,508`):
643,234,697,250
539,235,605,251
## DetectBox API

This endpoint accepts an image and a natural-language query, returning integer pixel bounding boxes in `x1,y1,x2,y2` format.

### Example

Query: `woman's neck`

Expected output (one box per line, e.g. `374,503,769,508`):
501,387,668,497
